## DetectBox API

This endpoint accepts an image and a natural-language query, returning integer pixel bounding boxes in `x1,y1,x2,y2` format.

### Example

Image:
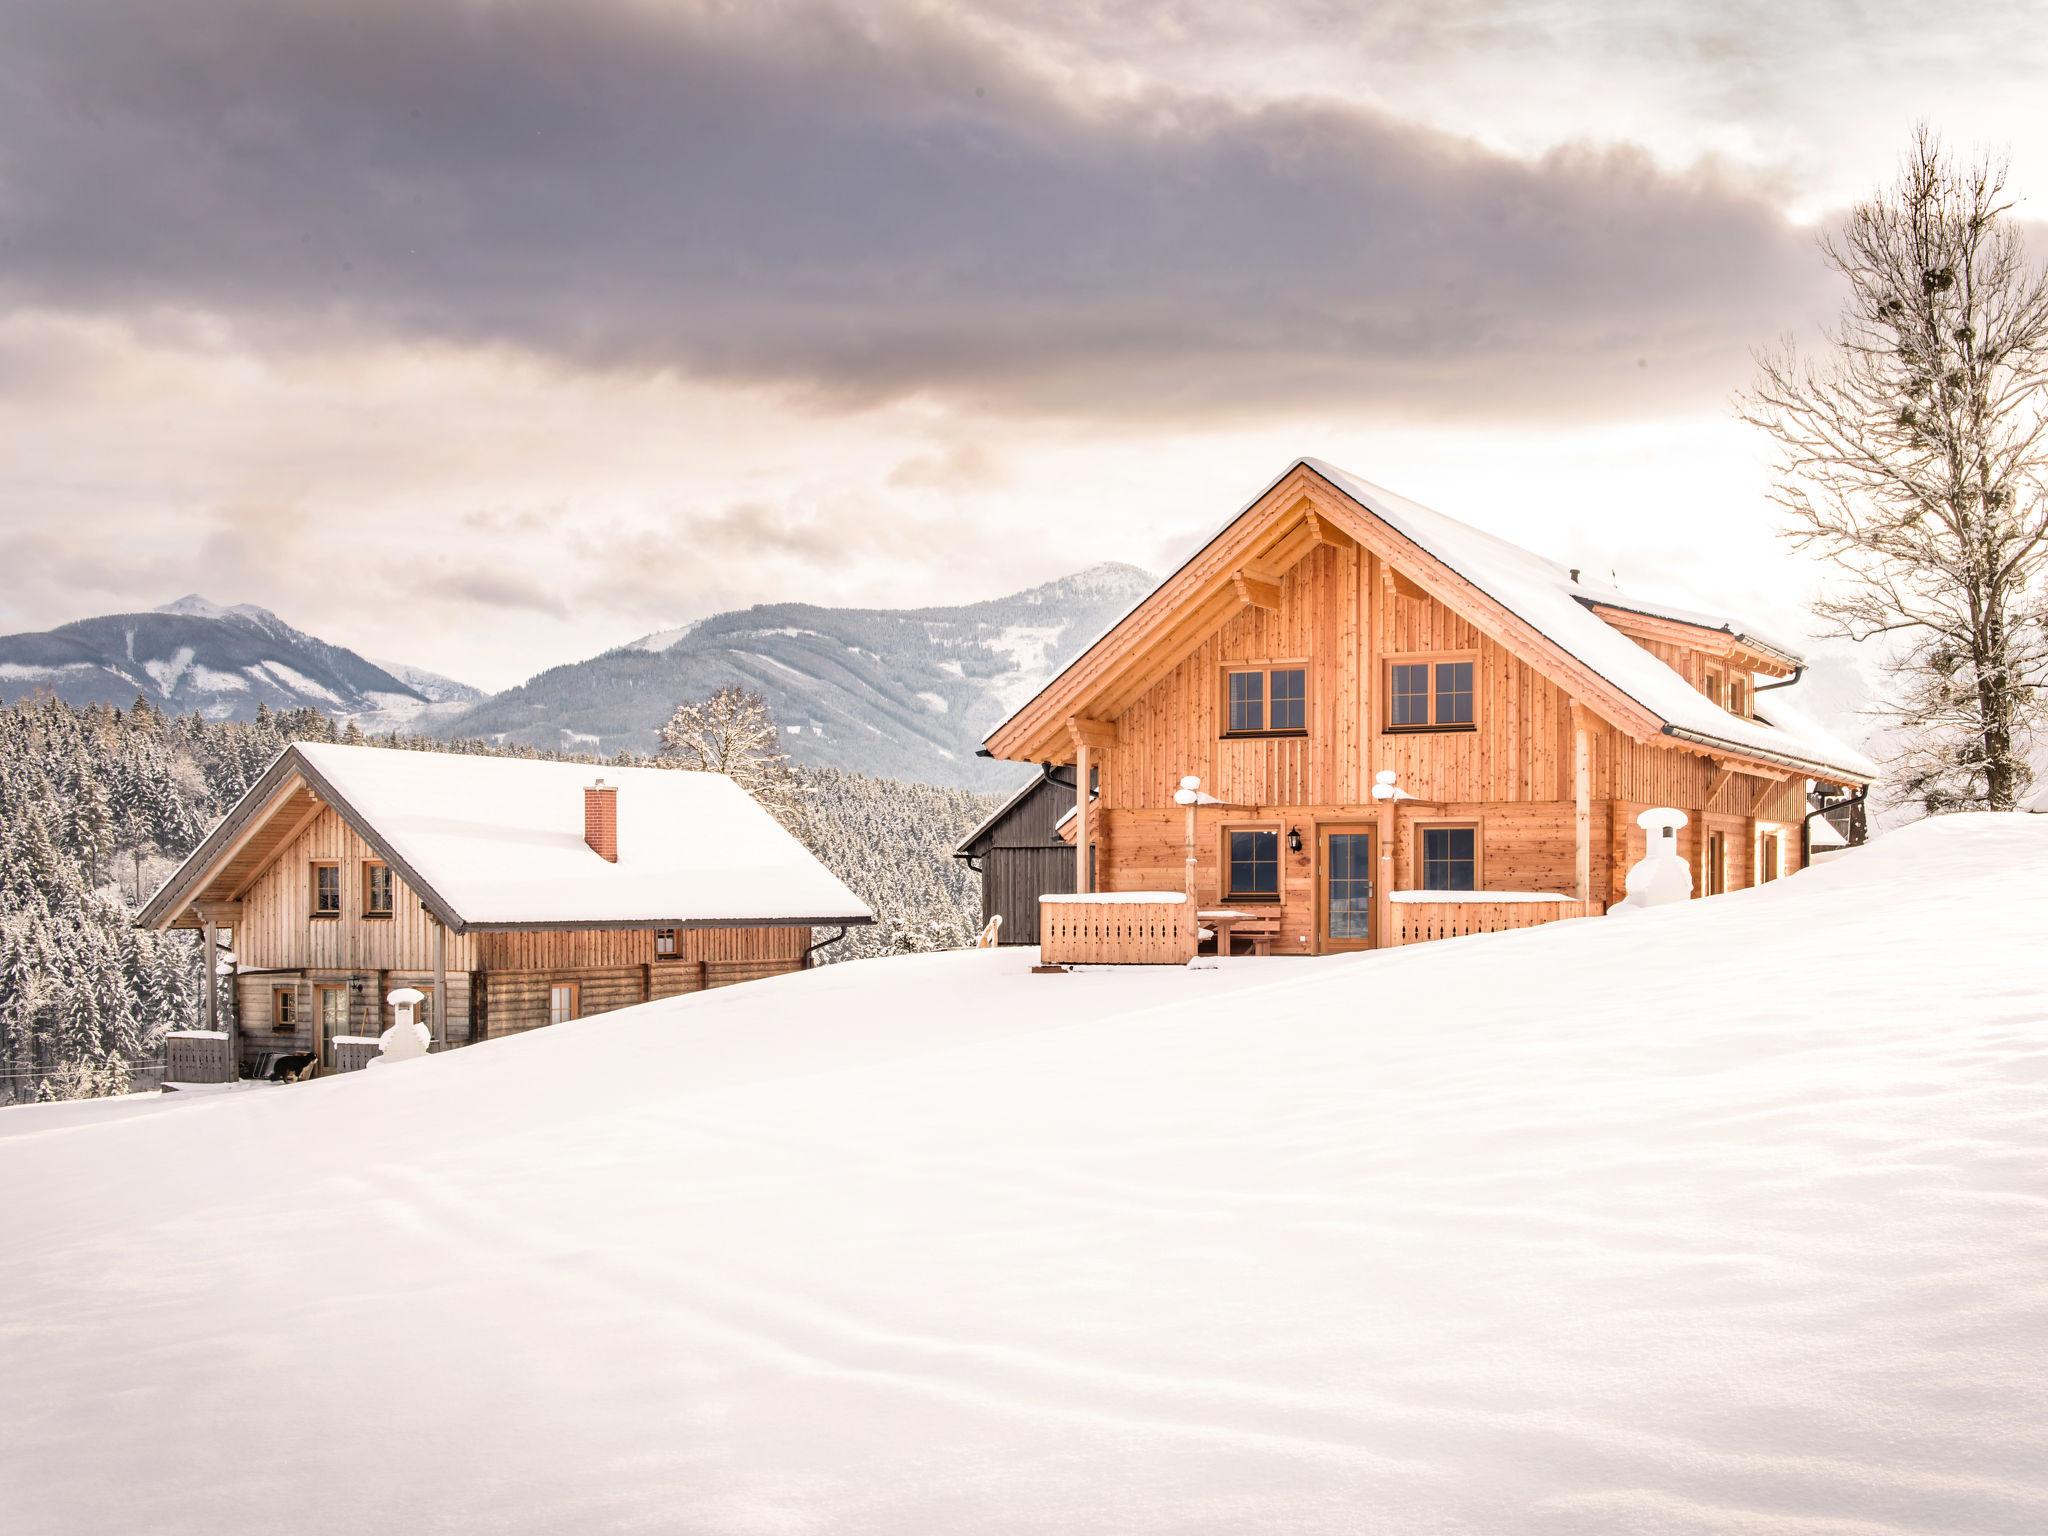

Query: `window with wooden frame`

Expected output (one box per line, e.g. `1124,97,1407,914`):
1384,654,1476,731
310,861,342,918
1222,664,1308,737
1223,826,1281,902
654,927,681,959
362,860,394,919
1728,675,1750,718
1705,830,1728,895
548,982,580,1025
272,986,299,1033
1415,821,1480,891
1702,667,1724,708
1756,830,1781,884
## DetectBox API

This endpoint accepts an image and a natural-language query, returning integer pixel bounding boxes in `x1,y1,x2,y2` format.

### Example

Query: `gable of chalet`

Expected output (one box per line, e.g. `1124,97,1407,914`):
138,746,474,933
983,460,1873,785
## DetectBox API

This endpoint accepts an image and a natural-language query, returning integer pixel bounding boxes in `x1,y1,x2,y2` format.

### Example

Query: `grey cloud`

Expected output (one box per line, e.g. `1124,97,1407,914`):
0,0,1832,420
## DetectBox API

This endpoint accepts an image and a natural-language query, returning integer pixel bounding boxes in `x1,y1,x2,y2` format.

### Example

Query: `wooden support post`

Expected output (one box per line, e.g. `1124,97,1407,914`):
1375,796,1395,949
432,917,448,1050
1075,741,1093,895
1570,701,1592,904
199,914,220,1071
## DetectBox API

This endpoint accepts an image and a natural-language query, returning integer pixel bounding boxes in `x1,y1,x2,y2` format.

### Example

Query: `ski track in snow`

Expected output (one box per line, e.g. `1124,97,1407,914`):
2,817,2046,1534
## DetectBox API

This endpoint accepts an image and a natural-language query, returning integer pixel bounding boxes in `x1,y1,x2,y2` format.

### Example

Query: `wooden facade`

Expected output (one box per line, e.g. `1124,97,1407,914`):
985,462,1867,958
954,772,1077,945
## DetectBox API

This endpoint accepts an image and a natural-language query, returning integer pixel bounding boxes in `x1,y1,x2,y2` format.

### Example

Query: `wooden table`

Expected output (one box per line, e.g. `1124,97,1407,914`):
1198,909,1259,958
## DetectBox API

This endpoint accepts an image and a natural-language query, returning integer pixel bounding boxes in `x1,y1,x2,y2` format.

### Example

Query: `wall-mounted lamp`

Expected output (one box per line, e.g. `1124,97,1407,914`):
1286,827,1303,853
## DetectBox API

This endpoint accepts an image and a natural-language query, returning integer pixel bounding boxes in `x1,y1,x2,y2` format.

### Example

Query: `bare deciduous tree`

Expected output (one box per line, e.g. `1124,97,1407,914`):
1743,127,2048,812
656,685,809,825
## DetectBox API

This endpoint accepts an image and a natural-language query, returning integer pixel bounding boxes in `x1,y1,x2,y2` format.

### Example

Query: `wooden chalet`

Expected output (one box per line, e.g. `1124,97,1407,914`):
981,459,1876,962
136,744,872,1079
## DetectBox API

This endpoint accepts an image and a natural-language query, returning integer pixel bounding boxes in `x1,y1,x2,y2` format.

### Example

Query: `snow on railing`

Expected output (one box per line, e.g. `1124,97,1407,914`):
1039,892,1197,965
1387,894,1602,946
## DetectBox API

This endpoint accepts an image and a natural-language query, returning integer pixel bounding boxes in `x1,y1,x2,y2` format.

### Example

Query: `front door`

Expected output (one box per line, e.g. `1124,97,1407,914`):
315,985,349,1068
1318,826,1374,951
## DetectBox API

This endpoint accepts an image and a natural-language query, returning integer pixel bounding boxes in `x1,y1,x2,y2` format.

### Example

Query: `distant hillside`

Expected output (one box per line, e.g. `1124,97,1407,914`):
0,597,479,732
433,563,1156,789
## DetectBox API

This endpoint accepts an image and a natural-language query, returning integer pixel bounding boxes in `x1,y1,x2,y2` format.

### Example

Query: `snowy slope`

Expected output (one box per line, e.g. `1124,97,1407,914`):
4,816,2046,1535
433,562,1156,787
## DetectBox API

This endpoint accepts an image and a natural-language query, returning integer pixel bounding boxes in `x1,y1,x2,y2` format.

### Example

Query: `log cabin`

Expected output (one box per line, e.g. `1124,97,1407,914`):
980,459,1876,961
136,744,872,1078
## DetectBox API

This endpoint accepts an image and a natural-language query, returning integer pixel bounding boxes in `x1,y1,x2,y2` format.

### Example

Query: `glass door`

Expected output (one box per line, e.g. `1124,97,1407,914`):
315,985,348,1068
1319,827,1374,951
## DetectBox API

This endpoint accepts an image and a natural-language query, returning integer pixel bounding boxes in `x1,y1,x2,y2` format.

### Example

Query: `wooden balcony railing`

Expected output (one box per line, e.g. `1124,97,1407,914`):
1387,893,1603,947
1039,893,1198,965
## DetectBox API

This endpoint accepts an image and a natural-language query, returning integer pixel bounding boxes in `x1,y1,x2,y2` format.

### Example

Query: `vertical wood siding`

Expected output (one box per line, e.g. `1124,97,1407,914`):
1082,537,1818,953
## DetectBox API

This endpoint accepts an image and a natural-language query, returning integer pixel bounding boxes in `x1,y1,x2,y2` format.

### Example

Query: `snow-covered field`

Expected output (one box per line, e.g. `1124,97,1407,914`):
4,815,2045,1534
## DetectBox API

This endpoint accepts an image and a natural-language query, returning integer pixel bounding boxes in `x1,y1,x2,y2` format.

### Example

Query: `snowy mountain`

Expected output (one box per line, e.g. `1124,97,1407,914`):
4,815,2043,1533
367,657,486,707
433,562,1157,788
0,597,479,729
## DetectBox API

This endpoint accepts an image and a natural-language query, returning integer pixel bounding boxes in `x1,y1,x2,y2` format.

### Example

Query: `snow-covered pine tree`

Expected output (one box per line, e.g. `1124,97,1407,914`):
1743,128,2048,812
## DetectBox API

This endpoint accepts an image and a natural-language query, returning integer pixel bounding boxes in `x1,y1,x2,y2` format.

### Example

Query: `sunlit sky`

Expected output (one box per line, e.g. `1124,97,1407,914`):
3,0,2045,691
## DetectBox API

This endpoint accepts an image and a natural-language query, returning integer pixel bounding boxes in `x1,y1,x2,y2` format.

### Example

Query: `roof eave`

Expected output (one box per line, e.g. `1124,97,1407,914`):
1658,724,1874,787
456,913,875,934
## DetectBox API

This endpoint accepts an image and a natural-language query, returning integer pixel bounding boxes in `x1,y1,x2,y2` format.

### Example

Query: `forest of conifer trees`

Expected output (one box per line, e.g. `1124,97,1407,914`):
0,696,998,1104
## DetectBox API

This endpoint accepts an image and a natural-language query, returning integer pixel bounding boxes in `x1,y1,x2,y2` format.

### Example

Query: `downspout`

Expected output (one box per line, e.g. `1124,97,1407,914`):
803,925,851,969
1803,785,1869,864
1755,663,1806,693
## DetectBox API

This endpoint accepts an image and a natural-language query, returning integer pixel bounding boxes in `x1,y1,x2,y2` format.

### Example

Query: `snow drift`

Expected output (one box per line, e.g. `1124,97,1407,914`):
3,815,2045,1534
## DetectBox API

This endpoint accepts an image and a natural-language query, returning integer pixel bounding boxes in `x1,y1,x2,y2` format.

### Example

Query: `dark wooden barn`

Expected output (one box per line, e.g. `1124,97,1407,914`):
954,771,1077,945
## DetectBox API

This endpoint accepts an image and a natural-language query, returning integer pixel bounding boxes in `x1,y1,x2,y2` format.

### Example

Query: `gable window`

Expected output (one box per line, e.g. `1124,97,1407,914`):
1385,655,1476,731
1703,669,1724,707
310,861,342,918
654,927,680,959
1222,665,1308,737
1728,676,1749,718
549,983,580,1025
1417,824,1479,891
363,861,393,919
272,986,299,1033
1225,828,1281,901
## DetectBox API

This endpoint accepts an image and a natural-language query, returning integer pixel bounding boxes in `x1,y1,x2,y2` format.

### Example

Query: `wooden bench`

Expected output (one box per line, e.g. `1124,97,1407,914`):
1198,910,1280,957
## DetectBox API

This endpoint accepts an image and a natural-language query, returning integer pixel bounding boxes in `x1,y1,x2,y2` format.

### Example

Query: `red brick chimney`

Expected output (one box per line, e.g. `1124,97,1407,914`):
583,779,618,862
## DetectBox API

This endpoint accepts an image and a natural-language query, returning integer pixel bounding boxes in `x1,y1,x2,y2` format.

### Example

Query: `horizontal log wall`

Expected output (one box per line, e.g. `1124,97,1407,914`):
235,969,478,1070
475,924,809,972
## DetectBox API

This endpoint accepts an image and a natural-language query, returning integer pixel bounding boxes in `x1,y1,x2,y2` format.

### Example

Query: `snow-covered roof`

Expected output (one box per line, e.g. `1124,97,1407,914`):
988,458,1874,783
295,745,870,929
1300,461,1876,781
145,743,872,932
1565,575,1804,668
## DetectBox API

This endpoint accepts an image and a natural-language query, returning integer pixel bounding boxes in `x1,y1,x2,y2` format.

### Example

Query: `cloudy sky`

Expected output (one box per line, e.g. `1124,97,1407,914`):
3,0,2045,690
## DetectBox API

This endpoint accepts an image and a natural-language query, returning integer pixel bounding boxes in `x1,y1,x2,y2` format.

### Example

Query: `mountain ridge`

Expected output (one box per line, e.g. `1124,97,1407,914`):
433,561,1157,788
0,597,479,731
